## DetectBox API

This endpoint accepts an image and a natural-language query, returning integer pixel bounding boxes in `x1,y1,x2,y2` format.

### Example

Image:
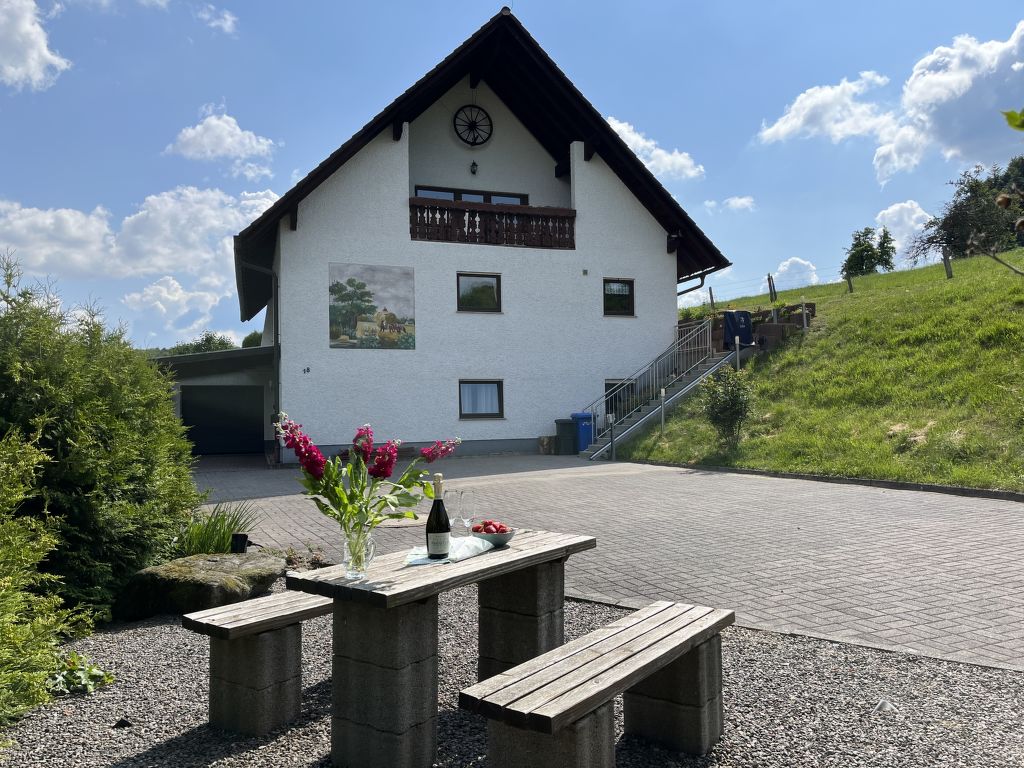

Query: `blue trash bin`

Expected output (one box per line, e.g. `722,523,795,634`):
570,412,595,453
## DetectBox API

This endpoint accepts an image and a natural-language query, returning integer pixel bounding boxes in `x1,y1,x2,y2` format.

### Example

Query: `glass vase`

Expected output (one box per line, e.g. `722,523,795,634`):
343,527,376,580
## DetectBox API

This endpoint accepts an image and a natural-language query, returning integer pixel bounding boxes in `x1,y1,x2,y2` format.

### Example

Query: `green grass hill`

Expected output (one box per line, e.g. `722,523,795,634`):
624,251,1024,492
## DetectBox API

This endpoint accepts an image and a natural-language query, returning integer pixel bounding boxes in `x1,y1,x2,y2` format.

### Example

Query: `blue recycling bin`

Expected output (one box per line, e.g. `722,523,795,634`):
723,310,753,349
570,412,594,453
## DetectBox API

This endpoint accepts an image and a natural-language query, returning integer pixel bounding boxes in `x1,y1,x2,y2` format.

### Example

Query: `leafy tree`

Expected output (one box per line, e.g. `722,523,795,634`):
841,227,896,278
875,227,896,272
241,330,262,348
329,278,376,335
0,255,200,616
907,165,1017,264
167,330,237,355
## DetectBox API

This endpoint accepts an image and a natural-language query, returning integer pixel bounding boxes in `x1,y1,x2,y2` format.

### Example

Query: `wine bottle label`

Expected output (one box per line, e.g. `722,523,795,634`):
427,532,450,556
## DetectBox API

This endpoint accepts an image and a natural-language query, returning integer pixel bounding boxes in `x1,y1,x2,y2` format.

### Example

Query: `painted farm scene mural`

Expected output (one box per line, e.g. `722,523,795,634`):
328,263,416,349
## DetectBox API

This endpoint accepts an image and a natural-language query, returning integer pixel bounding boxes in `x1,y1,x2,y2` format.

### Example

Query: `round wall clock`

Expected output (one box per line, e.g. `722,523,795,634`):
453,105,493,146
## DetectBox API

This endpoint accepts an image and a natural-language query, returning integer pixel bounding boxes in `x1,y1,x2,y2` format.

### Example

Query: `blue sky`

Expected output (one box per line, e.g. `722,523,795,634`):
2,1,1023,346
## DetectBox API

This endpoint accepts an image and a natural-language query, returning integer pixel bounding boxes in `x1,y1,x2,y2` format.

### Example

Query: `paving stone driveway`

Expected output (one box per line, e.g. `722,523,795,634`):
195,455,1024,671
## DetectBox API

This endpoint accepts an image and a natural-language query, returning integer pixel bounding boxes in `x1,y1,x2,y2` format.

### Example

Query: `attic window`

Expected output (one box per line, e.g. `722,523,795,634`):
414,186,527,205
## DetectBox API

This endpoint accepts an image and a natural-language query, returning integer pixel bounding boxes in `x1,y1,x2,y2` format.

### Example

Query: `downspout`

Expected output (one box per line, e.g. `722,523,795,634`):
239,259,281,465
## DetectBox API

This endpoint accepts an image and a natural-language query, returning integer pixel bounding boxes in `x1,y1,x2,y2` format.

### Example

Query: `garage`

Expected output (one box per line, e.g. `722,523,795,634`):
155,346,275,457
180,385,265,455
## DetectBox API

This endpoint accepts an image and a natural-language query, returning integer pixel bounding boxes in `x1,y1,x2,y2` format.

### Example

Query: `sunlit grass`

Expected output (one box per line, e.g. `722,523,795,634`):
623,252,1024,491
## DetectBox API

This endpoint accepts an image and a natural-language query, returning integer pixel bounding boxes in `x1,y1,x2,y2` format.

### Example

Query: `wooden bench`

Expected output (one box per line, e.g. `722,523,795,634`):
459,600,734,768
182,590,333,735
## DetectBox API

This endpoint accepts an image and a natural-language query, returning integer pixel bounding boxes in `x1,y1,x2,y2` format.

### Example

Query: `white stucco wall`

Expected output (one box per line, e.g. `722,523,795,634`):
408,77,570,208
276,105,677,449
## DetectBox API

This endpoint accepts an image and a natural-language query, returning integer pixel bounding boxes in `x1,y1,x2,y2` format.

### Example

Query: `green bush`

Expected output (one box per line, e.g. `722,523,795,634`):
0,431,80,726
0,258,200,617
699,367,753,443
173,502,260,557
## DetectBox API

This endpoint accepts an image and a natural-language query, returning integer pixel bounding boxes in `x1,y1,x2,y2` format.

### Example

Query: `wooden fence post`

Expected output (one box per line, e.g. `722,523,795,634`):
708,286,716,314
846,275,854,293
942,248,954,279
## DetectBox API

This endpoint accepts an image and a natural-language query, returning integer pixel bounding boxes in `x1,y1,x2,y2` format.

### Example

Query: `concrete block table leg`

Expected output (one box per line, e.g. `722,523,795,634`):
623,633,724,755
331,597,439,768
208,624,302,736
487,701,615,768
478,560,565,681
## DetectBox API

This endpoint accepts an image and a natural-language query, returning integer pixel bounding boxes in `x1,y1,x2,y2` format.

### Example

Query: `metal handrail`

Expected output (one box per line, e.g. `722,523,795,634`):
579,319,713,450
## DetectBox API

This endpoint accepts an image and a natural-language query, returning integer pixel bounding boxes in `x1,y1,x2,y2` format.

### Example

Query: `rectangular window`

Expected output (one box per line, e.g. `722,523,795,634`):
603,278,635,316
457,273,501,312
459,380,504,419
415,186,528,205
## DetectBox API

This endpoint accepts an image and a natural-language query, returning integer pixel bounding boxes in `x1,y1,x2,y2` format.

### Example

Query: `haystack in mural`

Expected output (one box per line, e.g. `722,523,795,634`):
328,263,416,349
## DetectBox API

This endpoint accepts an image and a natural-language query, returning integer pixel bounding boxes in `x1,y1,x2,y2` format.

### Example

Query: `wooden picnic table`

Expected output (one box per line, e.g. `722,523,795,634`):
286,529,596,768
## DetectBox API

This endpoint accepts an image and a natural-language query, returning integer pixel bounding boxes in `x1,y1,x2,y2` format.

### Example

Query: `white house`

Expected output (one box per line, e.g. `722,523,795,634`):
164,7,729,458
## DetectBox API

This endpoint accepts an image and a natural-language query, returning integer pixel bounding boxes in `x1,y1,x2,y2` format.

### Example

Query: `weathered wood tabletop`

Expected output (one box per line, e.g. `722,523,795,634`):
286,528,596,607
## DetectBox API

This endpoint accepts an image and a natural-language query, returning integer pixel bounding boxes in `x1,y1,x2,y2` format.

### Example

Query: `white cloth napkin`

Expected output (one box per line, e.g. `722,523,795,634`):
404,536,494,565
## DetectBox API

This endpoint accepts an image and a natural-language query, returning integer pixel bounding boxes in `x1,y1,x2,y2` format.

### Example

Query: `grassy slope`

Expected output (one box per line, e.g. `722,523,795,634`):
623,251,1024,491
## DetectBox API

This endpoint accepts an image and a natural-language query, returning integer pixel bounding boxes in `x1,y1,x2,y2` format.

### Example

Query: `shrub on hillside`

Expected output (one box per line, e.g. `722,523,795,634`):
0,257,200,617
0,431,81,726
699,367,753,443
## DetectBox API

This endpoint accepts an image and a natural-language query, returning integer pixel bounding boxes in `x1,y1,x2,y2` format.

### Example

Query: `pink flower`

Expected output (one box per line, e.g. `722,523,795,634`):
352,424,374,463
277,417,326,481
420,438,461,463
367,440,399,479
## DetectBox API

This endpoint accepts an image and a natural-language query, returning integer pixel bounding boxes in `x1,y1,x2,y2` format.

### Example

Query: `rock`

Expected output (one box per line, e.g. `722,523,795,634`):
114,553,285,620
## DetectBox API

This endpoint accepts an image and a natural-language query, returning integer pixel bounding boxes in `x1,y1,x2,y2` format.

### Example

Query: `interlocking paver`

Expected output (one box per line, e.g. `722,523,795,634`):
194,454,1024,671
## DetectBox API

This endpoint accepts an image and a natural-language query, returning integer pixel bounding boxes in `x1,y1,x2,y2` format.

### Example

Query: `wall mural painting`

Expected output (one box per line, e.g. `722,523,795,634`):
328,263,416,350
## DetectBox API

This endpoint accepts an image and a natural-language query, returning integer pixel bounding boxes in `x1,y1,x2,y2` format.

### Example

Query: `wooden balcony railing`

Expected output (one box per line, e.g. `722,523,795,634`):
409,197,575,249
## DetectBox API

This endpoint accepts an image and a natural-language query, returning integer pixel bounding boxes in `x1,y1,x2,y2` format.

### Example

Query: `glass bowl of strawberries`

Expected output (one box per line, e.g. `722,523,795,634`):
470,518,516,547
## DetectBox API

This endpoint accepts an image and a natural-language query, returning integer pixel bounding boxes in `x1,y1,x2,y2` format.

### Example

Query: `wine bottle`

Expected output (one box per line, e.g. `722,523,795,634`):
425,473,450,560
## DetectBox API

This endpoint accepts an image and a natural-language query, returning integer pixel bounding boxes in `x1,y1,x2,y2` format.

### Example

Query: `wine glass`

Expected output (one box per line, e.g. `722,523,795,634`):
457,489,476,537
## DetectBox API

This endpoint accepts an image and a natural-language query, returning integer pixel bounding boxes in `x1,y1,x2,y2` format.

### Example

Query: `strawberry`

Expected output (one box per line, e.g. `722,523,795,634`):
472,524,483,532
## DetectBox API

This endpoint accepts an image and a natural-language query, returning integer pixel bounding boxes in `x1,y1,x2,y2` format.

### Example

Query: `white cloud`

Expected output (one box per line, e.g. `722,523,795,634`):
875,199,931,252
606,116,705,180
759,22,1024,183
678,288,710,308
723,195,756,211
196,4,237,34
122,275,225,336
0,186,278,284
703,196,755,214
758,71,895,144
0,0,71,91
166,112,274,160
773,257,820,290
0,201,114,274
166,111,276,179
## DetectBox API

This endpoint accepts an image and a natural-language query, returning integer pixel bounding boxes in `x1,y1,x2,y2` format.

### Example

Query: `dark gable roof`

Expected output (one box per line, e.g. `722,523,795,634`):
234,6,730,321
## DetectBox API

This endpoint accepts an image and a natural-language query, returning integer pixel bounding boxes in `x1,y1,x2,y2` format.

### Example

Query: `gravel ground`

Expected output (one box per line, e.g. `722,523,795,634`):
3,582,1023,768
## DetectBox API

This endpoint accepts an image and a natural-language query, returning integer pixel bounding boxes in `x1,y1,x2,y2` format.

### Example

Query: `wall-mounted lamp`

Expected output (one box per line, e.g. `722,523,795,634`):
470,161,478,175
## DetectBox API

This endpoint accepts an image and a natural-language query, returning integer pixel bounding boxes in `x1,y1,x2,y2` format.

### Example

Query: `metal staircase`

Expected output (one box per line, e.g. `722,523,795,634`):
578,320,735,460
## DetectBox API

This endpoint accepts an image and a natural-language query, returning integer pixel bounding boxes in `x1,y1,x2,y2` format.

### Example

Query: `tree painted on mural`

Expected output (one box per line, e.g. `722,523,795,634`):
329,278,377,338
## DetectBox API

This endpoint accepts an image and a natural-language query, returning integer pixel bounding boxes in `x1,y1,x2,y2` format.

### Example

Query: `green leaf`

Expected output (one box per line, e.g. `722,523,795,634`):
1003,109,1024,131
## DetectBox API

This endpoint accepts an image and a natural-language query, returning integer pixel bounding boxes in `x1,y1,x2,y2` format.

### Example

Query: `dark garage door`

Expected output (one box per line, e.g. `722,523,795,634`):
180,385,264,455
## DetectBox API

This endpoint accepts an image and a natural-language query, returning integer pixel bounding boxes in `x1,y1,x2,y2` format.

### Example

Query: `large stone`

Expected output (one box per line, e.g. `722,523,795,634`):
114,552,285,620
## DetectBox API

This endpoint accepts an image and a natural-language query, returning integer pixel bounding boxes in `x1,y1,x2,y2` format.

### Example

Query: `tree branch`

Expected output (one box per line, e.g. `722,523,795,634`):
986,250,1024,277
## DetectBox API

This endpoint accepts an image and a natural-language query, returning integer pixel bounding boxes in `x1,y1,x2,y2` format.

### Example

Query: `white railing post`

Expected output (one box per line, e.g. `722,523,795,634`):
734,336,741,371
660,387,666,435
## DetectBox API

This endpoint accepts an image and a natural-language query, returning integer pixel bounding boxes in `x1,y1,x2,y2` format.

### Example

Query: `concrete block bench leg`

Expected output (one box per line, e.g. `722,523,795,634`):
623,633,724,755
209,624,302,736
478,560,564,681
331,597,439,768
487,701,615,768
